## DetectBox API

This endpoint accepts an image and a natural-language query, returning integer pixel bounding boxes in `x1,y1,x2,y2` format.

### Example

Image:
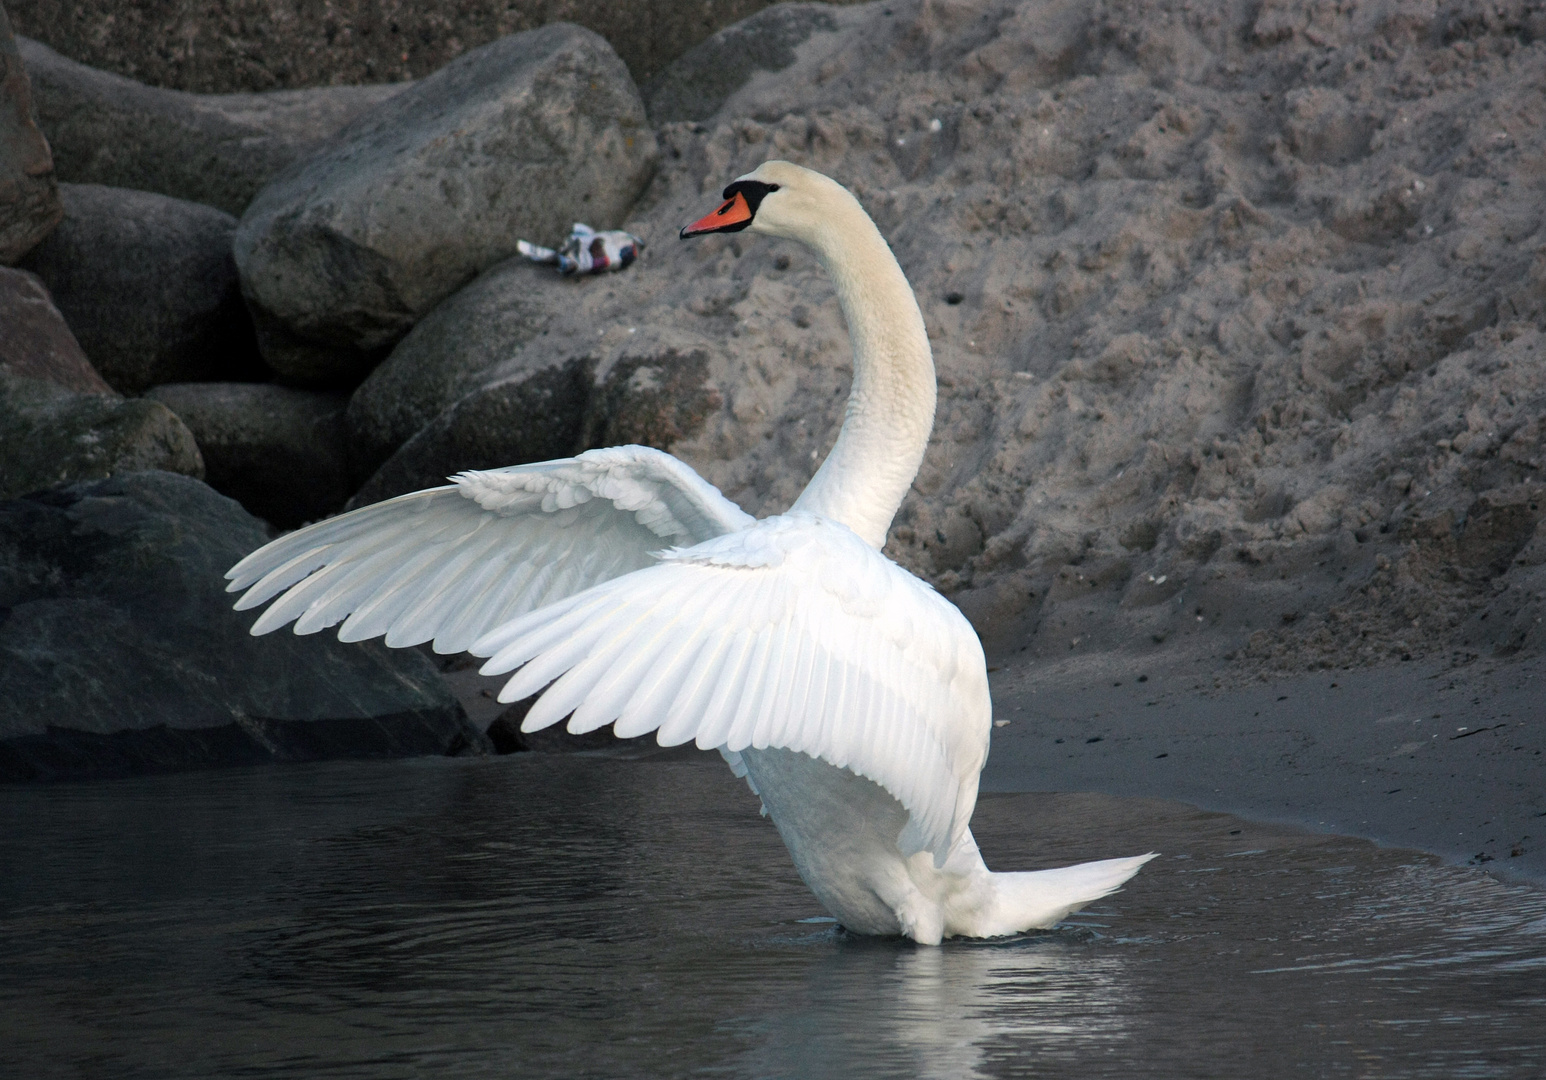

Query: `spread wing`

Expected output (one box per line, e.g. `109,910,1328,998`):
225,446,754,655
471,513,992,864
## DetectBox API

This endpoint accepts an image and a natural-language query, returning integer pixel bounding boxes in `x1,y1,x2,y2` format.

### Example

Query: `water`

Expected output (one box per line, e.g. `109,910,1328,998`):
3,752,1543,1079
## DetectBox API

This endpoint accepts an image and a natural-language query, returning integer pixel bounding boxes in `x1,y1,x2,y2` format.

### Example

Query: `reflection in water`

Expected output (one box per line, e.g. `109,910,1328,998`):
734,934,1134,1080
2,754,1543,1079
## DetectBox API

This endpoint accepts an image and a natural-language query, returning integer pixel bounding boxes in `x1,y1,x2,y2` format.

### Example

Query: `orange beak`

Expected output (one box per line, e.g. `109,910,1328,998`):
680,191,754,238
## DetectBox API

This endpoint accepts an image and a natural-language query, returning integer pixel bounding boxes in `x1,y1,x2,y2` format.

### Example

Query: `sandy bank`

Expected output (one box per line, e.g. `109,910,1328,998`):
983,650,1546,883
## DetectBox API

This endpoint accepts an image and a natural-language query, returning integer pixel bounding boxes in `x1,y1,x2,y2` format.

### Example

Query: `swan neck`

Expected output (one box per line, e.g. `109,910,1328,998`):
791,212,935,549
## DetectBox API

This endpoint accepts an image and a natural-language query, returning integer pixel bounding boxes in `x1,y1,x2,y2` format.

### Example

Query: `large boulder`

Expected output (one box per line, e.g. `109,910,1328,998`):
1,265,206,498
146,382,351,528
20,183,265,393
345,257,577,476
0,6,60,262
0,265,109,393
233,23,658,384
0,470,482,782
349,359,593,507
0,370,203,499
349,324,721,506
16,35,406,216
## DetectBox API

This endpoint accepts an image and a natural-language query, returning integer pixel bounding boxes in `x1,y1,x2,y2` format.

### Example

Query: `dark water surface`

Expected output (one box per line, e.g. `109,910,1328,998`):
3,753,1543,1079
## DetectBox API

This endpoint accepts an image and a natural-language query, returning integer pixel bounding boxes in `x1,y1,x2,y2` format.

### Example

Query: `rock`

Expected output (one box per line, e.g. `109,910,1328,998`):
345,260,724,490
581,338,722,452
244,305,379,392
643,3,858,123
233,23,657,381
0,265,110,393
17,35,406,215
1457,486,1545,575
145,382,351,528
348,323,721,506
0,370,203,499
19,183,265,393
0,470,483,781
345,258,576,476
349,359,593,507
4,0,834,93
0,6,59,263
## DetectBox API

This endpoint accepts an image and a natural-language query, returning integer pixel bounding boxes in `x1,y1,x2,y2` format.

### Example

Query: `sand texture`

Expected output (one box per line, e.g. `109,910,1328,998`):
985,646,1546,882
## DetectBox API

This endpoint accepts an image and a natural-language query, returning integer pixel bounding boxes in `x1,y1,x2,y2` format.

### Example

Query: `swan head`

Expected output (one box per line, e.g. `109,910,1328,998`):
679,161,858,250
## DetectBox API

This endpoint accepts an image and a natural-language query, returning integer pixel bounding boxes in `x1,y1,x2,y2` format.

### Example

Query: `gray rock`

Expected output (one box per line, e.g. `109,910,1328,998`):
234,23,657,381
145,382,351,528
349,324,722,506
345,258,577,477
0,7,60,263
349,358,593,507
0,265,110,394
19,183,265,394
0,370,203,499
0,470,483,781
581,339,722,453
17,35,406,216
244,305,380,390
643,3,846,123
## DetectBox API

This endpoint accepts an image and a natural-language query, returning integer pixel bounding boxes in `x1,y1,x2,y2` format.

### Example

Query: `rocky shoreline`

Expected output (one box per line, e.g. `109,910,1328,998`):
3,0,1545,781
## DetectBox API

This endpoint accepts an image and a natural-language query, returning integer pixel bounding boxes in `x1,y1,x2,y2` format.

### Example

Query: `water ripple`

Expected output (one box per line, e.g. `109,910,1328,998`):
2,756,1543,1079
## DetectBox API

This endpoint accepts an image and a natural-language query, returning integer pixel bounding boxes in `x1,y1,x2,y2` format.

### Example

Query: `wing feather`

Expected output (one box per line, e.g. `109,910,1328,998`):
747,621,791,751
470,512,991,863
426,540,530,648
337,540,466,643
568,606,683,734
493,615,613,703
655,632,733,746
253,538,428,636
521,653,604,732
479,592,607,675
228,446,752,653
614,630,710,739
384,529,508,648
694,627,759,750
233,544,333,611
726,625,778,751
226,491,436,595
525,590,680,731
794,646,833,750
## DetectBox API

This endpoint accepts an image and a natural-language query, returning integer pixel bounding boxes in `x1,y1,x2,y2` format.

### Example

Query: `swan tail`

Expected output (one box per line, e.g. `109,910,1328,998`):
974,852,1158,936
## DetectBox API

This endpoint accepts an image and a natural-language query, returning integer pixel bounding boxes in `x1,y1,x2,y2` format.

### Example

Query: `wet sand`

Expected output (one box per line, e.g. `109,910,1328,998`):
983,651,1546,883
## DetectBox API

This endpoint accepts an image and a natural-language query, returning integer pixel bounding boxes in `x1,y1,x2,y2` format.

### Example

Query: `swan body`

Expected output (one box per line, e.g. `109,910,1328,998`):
226,161,1154,943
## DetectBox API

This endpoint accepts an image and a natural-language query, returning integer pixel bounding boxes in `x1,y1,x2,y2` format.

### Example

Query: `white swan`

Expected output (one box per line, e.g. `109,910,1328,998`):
226,161,1155,944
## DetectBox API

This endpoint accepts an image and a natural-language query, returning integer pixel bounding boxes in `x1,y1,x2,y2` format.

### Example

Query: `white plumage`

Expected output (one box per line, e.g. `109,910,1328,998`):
227,161,1154,943
228,447,752,654
473,512,986,861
